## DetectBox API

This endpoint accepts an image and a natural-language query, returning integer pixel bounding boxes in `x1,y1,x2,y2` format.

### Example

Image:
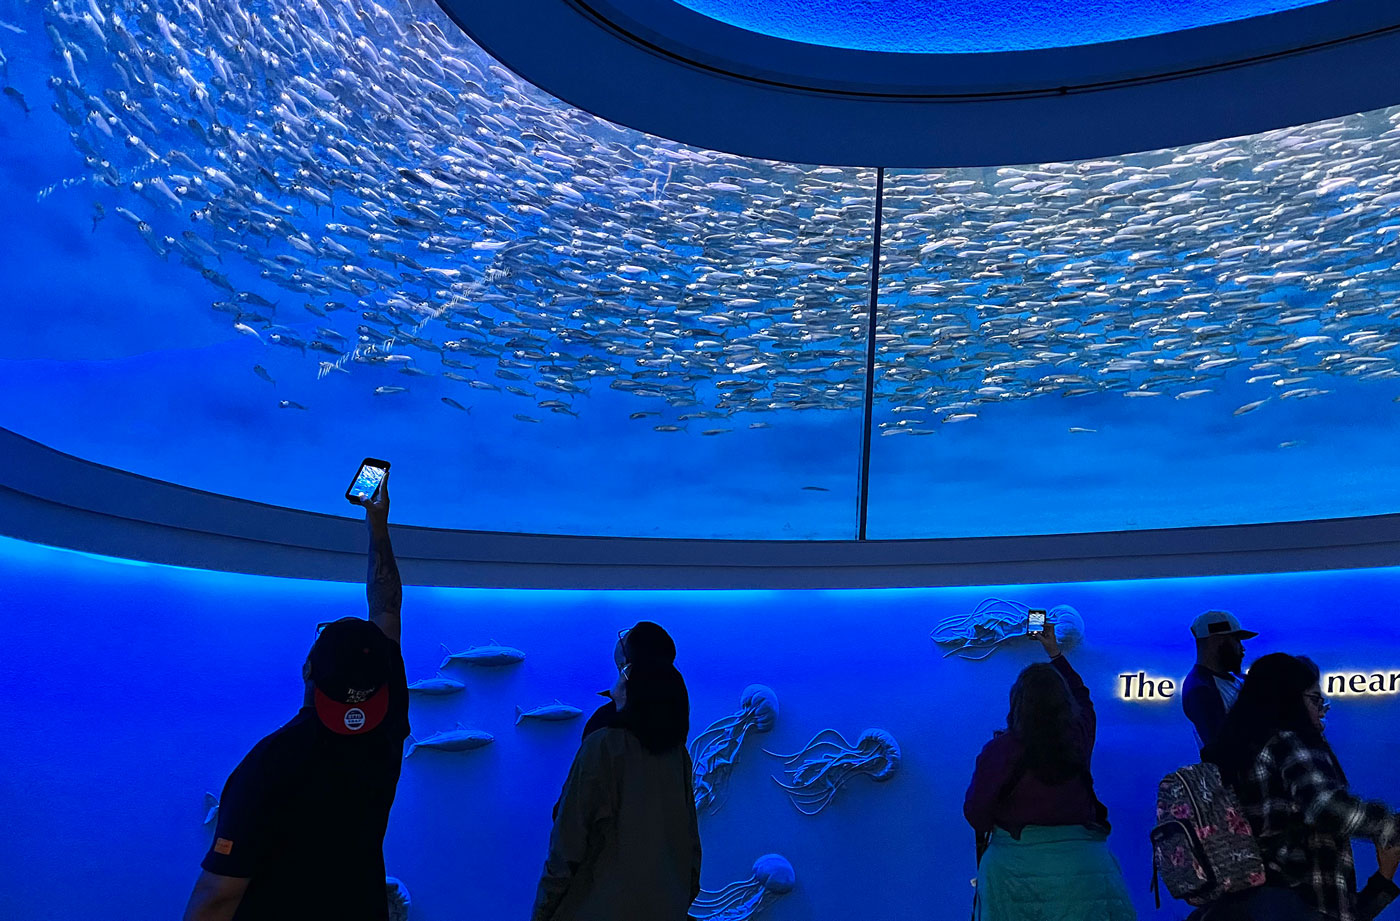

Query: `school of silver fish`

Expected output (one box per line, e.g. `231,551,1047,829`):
4,0,1400,434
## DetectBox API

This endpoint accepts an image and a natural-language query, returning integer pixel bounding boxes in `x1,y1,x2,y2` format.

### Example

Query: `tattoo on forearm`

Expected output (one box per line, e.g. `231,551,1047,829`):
367,531,402,616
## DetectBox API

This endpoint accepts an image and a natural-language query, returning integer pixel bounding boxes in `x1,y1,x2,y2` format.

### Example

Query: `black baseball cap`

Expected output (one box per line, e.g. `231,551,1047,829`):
309,618,394,735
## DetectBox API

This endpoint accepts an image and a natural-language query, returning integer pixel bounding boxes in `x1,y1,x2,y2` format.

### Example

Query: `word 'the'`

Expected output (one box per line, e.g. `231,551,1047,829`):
1118,672,1177,701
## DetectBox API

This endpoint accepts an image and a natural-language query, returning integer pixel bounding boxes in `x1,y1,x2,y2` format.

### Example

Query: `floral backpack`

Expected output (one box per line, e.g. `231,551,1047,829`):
1150,762,1266,907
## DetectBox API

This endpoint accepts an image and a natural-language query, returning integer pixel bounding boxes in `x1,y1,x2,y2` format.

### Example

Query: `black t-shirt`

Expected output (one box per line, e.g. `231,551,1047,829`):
202,637,410,921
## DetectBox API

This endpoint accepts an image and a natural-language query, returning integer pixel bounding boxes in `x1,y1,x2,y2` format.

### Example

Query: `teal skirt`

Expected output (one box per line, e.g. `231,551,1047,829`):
975,825,1137,921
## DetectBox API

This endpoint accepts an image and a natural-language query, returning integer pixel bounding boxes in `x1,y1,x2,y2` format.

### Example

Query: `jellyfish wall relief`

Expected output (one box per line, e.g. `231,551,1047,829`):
691,684,781,814
386,876,412,921
931,599,1085,660
766,728,902,815
688,854,796,921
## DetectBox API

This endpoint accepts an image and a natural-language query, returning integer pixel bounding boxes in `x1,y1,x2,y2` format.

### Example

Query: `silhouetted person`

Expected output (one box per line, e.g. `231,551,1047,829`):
1200,654,1400,921
1183,610,1257,751
532,621,702,921
964,625,1135,920
183,477,407,921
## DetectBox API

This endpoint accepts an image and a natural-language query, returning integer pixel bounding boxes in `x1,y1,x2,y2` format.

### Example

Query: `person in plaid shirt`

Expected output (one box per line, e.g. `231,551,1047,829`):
1202,653,1400,921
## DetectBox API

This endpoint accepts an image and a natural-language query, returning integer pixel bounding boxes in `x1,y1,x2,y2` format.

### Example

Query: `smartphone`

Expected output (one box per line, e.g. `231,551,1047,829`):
346,457,390,505
1027,608,1047,635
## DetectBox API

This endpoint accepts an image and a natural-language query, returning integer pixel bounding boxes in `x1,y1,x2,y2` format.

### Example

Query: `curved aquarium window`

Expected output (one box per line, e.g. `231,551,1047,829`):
0,0,1397,539
670,0,1328,54
868,116,1400,537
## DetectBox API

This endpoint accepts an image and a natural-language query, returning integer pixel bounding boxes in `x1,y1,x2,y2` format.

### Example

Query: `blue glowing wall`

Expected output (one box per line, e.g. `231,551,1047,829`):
671,0,1325,54
4,535,1400,920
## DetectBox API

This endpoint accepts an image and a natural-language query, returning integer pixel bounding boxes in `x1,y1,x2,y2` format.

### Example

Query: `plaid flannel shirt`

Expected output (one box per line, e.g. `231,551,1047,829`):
1239,731,1400,921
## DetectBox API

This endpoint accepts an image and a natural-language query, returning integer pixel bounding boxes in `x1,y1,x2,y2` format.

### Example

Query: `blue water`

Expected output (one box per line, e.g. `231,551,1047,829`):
670,0,1325,53
5,534,1399,920
1,0,1398,541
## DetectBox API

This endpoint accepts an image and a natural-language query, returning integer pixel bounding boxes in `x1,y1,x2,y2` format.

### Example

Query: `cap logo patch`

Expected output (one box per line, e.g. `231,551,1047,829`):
214,838,234,855
344,687,374,704
344,707,366,731
1208,622,1232,634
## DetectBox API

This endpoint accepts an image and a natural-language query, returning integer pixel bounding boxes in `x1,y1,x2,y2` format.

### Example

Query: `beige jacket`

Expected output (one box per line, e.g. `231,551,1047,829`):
532,727,702,921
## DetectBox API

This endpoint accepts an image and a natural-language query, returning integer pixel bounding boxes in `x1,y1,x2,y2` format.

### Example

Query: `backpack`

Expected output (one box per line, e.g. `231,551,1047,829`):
1149,762,1266,907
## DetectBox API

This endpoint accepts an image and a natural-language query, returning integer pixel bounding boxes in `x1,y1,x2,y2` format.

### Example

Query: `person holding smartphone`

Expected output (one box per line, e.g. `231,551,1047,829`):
183,465,409,921
964,621,1136,920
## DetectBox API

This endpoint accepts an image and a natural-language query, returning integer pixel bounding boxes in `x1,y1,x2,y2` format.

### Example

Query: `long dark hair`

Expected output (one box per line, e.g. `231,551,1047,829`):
1205,652,1331,785
619,621,689,754
1008,663,1086,784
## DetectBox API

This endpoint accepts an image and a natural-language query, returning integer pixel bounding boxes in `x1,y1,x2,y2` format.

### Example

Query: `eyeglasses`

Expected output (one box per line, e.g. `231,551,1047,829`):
617,629,632,677
1304,692,1331,713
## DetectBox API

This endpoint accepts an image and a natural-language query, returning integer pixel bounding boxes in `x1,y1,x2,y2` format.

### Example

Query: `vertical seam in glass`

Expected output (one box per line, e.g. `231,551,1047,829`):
857,167,886,540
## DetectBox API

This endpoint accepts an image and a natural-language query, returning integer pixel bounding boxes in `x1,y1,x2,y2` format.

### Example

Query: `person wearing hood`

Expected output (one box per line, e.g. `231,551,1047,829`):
530,621,702,921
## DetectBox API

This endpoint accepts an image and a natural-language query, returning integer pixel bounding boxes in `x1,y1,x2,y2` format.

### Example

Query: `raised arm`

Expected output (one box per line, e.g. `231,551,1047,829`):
358,473,401,645
1036,627,1095,749
1048,650,1090,706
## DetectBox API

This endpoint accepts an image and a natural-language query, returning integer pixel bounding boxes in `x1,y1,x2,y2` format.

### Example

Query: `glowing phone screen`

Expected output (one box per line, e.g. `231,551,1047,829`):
348,465,387,501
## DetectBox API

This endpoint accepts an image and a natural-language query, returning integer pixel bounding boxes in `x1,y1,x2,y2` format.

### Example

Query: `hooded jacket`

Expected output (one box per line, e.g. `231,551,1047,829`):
531,727,702,921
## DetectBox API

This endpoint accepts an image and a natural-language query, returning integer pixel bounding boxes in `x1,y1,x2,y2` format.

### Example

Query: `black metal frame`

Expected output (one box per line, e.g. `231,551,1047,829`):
856,167,885,541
